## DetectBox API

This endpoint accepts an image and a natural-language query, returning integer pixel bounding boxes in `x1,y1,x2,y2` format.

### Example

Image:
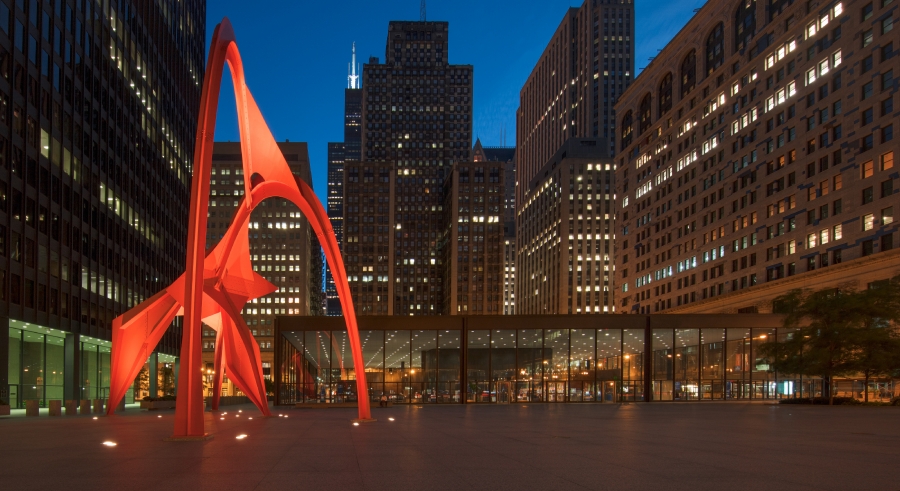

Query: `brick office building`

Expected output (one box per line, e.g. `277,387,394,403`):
342,20,473,316
614,0,898,314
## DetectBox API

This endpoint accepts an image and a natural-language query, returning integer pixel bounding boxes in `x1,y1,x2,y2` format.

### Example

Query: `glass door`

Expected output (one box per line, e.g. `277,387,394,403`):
544,382,567,402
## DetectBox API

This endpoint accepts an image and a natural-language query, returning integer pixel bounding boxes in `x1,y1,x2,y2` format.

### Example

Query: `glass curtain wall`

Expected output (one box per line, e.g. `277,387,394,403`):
277,327,803,405
7,325,65,408
80,336,111,402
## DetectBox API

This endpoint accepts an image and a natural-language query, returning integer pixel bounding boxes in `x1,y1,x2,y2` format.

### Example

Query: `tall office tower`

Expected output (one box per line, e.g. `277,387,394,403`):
441,162,506,314
516,0,634,209
614,0,899,314
517,138,615,314
472,139,517,313
516,0,629,315
0,1,205,407
343,20,473,315
201,142,321,394
325,142,344,316
326,44,364,316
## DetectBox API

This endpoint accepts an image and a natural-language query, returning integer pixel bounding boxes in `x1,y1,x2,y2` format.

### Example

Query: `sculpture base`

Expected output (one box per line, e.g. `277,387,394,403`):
164,434,214,442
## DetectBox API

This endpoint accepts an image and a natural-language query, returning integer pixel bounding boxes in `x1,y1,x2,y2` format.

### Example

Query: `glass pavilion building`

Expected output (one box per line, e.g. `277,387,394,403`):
275,314,823,405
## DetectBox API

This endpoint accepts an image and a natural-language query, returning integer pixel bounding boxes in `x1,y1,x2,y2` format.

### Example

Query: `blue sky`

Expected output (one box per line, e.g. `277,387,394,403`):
206,0,705,203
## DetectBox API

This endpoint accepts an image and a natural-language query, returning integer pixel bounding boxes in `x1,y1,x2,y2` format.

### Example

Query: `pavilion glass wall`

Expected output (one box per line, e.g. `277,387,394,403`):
278,327,803,404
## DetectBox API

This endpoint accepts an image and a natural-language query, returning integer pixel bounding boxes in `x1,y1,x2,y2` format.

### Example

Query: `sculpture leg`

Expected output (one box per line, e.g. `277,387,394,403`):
211,329,225,410
107,292,180,415
208,285,272,416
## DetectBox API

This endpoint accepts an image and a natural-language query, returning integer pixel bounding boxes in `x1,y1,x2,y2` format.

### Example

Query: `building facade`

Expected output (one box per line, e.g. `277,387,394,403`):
325,141,344,316
342,20,473,316
516,138,615,314
441,162,506,314
201,141,322,395
326,44,363,317
614,0,899,314
516,0,634,209
0,0,205,407
472,140,518,313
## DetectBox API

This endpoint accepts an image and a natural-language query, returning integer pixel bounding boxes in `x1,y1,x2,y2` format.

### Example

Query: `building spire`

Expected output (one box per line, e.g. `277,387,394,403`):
348,42,360,89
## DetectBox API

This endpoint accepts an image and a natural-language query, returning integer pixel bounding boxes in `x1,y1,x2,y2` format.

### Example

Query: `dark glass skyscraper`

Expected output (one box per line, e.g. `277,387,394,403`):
326,44,363,316
0,0,206,407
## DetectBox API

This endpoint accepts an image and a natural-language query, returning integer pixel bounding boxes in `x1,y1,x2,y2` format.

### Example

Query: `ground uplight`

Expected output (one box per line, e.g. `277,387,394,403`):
236,434,248,440
353,422,360,426
102,441,117,447
388,417,395,421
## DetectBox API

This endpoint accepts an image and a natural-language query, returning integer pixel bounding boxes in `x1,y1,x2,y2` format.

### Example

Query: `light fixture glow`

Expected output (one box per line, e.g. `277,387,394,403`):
235,434,248,440
353,422,360,426
102,441,117,447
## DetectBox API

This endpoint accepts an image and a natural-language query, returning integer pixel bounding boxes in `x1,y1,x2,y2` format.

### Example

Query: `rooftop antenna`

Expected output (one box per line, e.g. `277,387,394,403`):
421,0,426,21
348,42,360,89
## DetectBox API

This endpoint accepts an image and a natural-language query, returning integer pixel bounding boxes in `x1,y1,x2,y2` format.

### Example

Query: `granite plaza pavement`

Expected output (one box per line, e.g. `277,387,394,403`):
0,402,896,490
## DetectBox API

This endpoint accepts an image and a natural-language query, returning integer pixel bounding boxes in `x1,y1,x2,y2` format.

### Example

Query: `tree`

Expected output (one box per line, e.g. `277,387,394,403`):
849,277,900,402
758,276,900,404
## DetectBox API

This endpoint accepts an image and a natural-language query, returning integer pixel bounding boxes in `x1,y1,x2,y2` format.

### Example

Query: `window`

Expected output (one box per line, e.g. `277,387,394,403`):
862,2,874,21
862,107,874,125
883,180,894,198
862,55,873,73
862,240,874,256
681,50,696,98
863,186,874,204
862,161,874,178
883,234,894,252
883,207,894,225
861,134,874,151
659,73,673,115
884,43,896,62
833,198,843,215
862,82,873,100
883,125,894,143
735,0,756,52
884,97,895,116
882,151,895,170
833,100,842,115
706,23,725,75
863,213,875,230
833,174,843,190
833,224,843,240
884,70,895,91
885,17,895,34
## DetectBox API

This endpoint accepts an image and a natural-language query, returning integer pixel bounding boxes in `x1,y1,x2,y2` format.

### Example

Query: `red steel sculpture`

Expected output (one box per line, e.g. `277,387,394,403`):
105,18,372,436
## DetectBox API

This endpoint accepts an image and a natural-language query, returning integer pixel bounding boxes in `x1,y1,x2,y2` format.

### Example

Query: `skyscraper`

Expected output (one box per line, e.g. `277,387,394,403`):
516,0,634,207
342,20,473,315
202,141,321,394
1,0,206,407
614,0,899,314
326,44,364,316
516,0,631,314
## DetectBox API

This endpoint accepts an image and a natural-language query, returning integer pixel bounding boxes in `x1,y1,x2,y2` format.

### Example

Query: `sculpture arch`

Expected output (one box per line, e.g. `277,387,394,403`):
106,18,372,436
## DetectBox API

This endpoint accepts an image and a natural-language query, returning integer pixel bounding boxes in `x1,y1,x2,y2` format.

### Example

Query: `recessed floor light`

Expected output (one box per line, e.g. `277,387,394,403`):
102,441,117,447
220,417,225,420
353,422,359,426
236,434,248,440
92,417,98,420
388,417,395,421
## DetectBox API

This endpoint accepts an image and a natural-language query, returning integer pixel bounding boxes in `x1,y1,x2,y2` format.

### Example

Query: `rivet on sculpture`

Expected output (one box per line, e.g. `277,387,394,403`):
105,18,372,436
